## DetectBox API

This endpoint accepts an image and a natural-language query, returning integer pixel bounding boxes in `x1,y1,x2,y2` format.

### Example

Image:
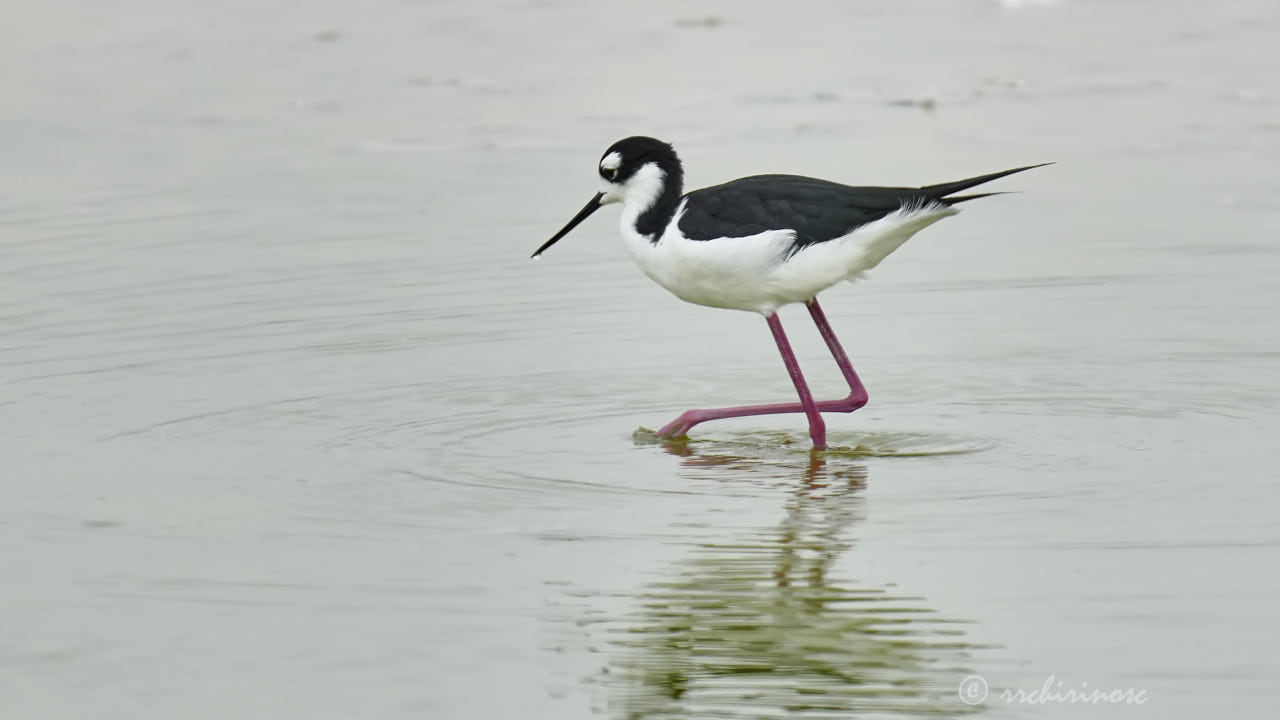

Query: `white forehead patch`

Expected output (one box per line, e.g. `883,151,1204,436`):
600,151,622,172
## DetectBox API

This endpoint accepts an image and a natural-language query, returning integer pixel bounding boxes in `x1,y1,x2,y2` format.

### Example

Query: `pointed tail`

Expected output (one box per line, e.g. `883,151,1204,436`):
921,163,1053,204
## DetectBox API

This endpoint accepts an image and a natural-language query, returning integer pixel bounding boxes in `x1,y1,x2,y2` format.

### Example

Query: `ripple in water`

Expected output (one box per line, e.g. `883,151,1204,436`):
634,427,996,458
555,453,984,718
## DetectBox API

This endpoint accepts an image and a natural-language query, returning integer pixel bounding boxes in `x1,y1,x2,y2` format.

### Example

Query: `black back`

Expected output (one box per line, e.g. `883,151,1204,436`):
677,165,1047,249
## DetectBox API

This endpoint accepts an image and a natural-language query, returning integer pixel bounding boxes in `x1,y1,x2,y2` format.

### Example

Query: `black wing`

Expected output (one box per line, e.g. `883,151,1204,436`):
677,165,1047,249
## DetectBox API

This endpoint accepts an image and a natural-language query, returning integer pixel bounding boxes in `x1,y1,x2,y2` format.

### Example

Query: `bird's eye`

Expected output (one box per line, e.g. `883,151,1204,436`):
601,166,618,181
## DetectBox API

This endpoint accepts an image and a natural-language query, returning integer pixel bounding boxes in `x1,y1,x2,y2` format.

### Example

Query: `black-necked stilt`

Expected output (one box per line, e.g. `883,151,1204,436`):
534,136,1046,449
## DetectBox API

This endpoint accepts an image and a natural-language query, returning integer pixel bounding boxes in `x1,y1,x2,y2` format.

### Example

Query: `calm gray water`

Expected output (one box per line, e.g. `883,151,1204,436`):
3,0,1279,718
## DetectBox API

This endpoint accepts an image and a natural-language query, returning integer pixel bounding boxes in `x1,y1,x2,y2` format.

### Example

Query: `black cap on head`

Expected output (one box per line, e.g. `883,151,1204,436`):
598,136,681,184
532,137,683,259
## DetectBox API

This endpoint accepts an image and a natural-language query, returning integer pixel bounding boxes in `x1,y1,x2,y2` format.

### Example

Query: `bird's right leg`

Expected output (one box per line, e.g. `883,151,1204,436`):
656,300,869,446
805,298,869,411
657,312,828,448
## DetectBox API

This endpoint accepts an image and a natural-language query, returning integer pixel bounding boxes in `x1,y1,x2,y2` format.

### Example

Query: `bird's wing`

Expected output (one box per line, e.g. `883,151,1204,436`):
677,165,1048,250
678,175,923,249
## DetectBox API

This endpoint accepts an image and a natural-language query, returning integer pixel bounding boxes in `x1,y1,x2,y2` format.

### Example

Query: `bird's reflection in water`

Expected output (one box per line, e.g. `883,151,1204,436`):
608,442,980,718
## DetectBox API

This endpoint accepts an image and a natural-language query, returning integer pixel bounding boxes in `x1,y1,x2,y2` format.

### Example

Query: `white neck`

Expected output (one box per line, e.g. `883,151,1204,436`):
616,163,667,225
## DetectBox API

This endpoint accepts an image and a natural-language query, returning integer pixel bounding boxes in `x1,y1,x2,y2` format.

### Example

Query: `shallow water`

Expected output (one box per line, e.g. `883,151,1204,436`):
3,0,1279,718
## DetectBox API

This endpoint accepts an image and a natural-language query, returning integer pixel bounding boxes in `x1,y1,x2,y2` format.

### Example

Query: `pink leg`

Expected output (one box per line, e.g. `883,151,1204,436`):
659,313,830,447
766,313,826,448
806,298,869,409
657,299,868,447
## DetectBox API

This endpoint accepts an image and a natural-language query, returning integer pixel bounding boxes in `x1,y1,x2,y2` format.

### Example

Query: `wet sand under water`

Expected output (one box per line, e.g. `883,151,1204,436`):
3,0,1279,718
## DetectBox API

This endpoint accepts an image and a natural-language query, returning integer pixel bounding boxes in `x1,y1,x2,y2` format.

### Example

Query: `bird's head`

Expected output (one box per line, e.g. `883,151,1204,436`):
532,136,682,258
596,136,682,206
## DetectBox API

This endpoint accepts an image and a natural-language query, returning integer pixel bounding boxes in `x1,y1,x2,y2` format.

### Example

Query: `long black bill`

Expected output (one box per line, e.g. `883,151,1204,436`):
531,192,604,258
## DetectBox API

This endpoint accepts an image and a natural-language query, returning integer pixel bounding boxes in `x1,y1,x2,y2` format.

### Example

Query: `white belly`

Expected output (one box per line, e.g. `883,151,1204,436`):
619,203,957,314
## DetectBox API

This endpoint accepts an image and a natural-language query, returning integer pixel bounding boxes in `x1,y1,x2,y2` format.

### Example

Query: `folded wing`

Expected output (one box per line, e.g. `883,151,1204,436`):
678,165,1047,250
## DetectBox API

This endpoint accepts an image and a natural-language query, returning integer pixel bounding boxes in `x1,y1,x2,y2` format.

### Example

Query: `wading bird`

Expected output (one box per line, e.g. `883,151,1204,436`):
534,136,1044,449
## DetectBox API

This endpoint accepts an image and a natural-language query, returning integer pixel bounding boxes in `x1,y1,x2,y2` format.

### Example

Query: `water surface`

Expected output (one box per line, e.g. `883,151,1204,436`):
3,0,1279,718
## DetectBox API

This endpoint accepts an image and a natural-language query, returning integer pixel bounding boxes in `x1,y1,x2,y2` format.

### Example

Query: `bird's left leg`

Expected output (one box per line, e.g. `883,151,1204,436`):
766,311,827,448
657,312,828,448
